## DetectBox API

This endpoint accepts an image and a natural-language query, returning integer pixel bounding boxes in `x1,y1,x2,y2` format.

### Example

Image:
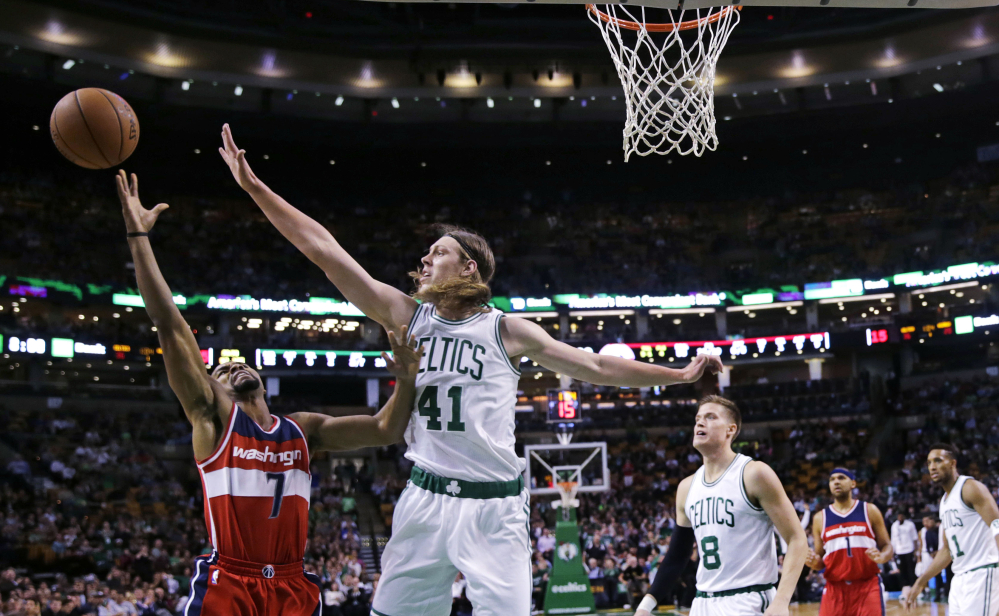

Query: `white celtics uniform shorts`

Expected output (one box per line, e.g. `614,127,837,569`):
690,585,777,616
371,467,532,616
949,565,999,616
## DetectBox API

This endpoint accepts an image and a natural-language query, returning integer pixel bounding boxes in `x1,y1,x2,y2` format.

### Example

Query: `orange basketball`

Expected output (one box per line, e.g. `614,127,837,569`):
49,88,140,169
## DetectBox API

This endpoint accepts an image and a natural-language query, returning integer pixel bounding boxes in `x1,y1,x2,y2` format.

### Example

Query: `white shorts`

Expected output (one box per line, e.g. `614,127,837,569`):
371,478,532,616
690,587,776,616
949,565,999,616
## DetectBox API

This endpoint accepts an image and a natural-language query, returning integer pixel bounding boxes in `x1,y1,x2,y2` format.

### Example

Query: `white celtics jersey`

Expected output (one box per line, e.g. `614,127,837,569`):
685,454,779,593
940,475,999,575
403,304,524,482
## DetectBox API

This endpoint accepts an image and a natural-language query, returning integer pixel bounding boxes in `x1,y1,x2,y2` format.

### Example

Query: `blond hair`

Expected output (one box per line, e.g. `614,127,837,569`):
409,224,495,315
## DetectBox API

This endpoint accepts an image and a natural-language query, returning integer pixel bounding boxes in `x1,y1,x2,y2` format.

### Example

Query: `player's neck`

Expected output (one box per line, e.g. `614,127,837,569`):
941,472,960,496
700,446,737,482
433,303,476,322
831,495,856,514
238,397,274,430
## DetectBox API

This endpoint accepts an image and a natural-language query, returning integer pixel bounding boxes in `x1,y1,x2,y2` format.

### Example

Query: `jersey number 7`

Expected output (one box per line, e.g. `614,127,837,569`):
266,472,285,519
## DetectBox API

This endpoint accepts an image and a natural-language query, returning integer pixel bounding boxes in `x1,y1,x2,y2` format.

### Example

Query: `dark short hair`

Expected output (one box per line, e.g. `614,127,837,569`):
928,443,959,460
699,395,742,439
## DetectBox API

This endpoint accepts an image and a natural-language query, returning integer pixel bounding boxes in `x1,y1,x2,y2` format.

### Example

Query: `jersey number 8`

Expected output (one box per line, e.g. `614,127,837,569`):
701,535,722,570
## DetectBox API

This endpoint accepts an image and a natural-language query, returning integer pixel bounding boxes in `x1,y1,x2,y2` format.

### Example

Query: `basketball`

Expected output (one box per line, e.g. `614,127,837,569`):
49,87,139,169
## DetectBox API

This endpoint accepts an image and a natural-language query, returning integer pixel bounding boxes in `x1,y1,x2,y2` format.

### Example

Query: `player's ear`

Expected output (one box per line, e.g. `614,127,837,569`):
461,259,478,278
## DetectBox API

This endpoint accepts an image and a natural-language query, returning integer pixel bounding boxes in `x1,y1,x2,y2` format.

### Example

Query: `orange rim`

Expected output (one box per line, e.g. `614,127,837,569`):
586,4,740,33
557,481,578,492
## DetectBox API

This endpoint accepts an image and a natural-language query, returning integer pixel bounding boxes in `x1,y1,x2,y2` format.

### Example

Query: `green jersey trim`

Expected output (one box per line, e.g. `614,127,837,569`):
406,303,423,334
494,315,522,376
739,457,764,512
409,466,524,499
695,583,776,598
429,306,488,326
701,453,740,488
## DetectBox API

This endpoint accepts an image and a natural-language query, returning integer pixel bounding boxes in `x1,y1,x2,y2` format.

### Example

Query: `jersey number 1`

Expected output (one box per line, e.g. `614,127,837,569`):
418,385,466,432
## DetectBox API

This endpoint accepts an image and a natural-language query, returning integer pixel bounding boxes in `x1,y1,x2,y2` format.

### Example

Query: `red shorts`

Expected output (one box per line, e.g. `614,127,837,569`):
820,577,885,616
186,553,321,616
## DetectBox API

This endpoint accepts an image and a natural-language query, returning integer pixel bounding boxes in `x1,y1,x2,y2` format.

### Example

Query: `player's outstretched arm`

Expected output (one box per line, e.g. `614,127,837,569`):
634,476,696,616
905,538,952,611
291,326,422,452
745,462,807,616
502,318,723,387
865,503,894,565
218,125,416,329
116,171,231,459
805,510,825,570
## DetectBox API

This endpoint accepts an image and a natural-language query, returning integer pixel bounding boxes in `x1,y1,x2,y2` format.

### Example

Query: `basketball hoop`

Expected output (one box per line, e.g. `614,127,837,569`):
587,3,741,160
555,481,580,520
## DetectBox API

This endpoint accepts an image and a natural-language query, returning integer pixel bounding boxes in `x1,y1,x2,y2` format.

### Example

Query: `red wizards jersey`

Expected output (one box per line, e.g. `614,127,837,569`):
821,500,881,583
196,404,311,564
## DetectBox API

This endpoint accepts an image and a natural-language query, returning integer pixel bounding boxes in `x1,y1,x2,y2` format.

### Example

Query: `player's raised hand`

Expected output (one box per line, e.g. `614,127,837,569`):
116,170,168,234
382,324,423,383
219,124,261,193
679,354,725,384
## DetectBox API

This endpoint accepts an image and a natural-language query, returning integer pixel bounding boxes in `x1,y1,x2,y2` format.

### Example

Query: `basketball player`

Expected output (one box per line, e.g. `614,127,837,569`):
634,396,808,616
115,170,424,616
805,468,893,616
218,125,725,616
904,443,999,615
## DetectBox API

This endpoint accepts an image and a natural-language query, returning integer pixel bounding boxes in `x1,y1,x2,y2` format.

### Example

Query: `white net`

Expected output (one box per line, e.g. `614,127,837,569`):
587,4,741,161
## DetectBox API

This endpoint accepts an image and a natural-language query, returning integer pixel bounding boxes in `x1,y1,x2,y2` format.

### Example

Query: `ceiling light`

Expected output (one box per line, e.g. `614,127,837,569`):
181,81,190,91
234,85,243,96
487,97,494,108
335,96,344,106
534,99,541,108
62,59,75,70
391,98,400,109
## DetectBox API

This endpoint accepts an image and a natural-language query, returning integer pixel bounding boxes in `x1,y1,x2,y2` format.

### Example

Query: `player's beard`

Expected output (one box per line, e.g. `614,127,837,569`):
409,271,492,315
232,376,262,394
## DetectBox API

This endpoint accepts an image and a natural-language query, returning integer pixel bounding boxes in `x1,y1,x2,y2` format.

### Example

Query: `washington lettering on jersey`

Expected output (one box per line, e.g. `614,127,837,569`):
416,335,487,381
197,404,311,564
687,496,736,529
821,501,880,583
232,445,303,466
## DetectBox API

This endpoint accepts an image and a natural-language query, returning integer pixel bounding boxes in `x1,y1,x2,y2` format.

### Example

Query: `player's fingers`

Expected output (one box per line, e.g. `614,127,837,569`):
115,173,126,200
131,173,139,197
387,330,397,346
152,203,170,217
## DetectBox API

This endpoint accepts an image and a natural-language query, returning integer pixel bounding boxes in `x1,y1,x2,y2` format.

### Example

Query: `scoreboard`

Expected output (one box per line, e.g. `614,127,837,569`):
547,389,581,423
